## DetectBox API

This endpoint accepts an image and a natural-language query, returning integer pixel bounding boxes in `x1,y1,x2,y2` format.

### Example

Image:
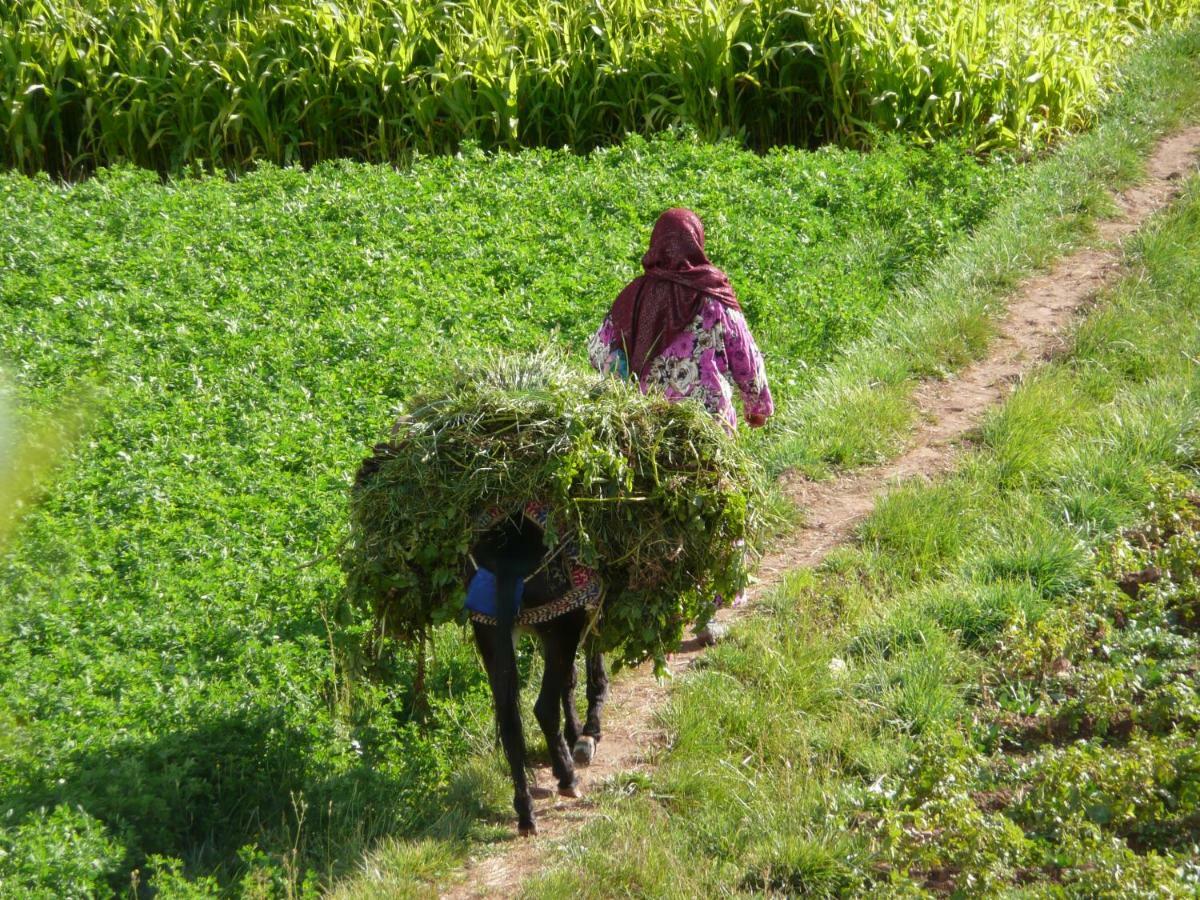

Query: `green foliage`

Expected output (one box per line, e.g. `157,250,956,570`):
0,133,1005,416
3,0,1197,174
769,23,1200,475
0,805,123,900
523,178,1200,898
870,481,1200,894
344,351,763,671
0,132,1002,891
0,19,1197,897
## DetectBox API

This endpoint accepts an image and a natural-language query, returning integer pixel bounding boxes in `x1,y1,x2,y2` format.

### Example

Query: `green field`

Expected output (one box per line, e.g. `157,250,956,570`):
3,2,1200,897
0,135,1006,894
3,0,1198,174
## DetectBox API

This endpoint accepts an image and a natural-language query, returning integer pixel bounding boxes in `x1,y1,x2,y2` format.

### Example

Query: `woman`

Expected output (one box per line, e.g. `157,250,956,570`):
588,207,773,431
589,207,772,644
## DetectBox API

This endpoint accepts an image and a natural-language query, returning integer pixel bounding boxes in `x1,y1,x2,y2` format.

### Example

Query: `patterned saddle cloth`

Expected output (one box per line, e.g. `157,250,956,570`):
465,500,602,627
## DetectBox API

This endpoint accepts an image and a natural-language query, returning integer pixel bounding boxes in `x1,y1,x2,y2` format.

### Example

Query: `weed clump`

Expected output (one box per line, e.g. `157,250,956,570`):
342,350,764,672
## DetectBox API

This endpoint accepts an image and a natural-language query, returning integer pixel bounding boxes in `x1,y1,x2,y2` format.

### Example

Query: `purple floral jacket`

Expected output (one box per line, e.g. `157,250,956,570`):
588,297,774,430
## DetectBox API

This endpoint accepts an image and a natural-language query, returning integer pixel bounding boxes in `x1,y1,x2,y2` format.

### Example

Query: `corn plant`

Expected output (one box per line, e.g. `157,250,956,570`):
1,0,1196,172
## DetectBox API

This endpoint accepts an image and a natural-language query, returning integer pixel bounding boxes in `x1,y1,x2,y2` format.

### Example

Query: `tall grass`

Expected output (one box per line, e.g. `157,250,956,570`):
3,0,1197,175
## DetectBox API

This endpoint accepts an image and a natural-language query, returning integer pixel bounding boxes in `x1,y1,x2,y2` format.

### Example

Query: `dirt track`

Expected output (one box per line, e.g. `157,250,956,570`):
442,125,1200,899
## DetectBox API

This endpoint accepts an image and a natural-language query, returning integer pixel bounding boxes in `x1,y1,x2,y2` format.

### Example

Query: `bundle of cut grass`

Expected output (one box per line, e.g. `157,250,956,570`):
342,350,764,672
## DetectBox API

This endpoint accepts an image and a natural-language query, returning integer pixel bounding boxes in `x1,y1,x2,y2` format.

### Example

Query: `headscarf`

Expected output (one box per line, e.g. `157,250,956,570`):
608,208,741,379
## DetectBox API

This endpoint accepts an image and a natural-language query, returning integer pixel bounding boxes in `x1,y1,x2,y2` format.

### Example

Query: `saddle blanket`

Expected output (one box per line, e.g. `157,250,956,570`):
465,566,525,618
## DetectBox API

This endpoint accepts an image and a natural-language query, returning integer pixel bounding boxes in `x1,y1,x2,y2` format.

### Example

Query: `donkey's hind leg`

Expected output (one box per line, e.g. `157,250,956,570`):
534,616,583,797
472,621,536,835
573,643,608,766
557,610,587,749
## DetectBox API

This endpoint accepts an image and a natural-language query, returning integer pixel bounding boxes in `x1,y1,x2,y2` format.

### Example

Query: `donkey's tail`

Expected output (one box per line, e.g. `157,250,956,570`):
492,562,522,703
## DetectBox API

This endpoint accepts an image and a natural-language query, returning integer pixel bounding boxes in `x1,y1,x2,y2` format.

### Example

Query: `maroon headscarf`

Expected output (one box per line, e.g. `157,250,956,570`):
609,208,741,379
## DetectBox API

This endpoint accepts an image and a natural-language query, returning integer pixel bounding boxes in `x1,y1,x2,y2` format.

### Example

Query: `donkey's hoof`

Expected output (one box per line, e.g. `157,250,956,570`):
572,735,596,766
558,783,583,799
518,822,538,837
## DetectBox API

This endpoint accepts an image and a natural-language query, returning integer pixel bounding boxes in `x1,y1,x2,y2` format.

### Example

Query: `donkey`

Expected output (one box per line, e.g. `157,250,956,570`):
468,509,608,836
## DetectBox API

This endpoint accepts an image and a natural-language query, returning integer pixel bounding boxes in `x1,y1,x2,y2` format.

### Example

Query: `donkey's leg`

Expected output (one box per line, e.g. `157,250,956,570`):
571,644,608,766
558,611,586,749
472,621,535,835
561,660,582,749
534,619,582,797
583,646,609,740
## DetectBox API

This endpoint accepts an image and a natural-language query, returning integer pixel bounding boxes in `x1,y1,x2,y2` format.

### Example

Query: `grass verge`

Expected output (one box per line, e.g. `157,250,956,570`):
520,176,1200,896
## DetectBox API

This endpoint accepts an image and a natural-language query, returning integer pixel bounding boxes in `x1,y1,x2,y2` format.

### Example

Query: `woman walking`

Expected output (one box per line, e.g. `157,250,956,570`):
588,207,773,431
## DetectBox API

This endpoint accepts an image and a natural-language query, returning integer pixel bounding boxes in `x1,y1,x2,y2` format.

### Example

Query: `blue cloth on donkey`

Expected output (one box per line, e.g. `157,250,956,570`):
465,567,525,618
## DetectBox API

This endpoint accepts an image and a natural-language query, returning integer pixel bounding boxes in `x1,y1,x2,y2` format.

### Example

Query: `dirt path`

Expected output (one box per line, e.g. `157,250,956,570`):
442,126,1200,899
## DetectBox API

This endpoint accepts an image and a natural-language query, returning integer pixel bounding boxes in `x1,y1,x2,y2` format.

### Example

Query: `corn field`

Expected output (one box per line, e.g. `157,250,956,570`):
2,0,1197,175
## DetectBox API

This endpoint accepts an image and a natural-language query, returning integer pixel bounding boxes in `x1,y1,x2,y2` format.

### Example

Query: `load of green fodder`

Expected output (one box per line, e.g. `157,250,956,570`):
342,350,765,672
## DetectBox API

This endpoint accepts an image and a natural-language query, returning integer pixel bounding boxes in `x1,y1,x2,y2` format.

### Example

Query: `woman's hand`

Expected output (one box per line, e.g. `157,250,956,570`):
746,413,768,429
